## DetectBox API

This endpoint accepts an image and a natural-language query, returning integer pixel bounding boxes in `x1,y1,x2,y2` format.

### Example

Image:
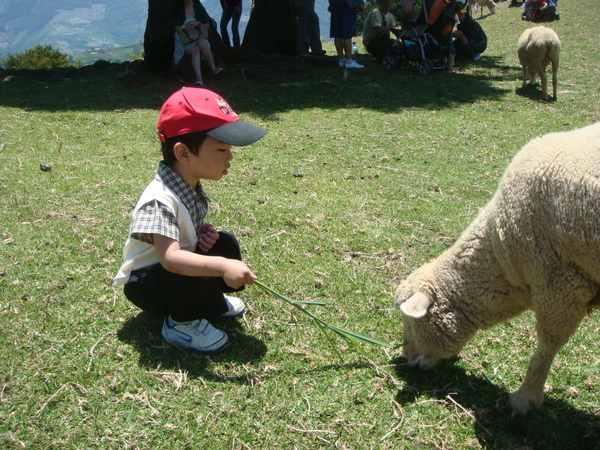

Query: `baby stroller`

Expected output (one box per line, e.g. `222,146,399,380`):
382,0,456,75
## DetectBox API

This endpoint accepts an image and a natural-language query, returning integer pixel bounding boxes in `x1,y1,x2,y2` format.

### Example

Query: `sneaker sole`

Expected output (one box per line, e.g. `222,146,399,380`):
219,307,246,319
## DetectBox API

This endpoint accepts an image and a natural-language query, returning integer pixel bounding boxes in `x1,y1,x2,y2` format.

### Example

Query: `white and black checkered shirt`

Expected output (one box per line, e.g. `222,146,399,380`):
130,161,209,244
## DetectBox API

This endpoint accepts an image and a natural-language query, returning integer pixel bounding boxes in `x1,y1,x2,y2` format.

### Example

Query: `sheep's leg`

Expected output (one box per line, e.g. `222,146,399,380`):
539,66,548,101
522,66,528,89
509,293,587,414
551,62,558,100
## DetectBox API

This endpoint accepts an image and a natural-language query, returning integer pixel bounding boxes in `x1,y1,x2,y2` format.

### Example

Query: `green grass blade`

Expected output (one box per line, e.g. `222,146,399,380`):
254,280,395,350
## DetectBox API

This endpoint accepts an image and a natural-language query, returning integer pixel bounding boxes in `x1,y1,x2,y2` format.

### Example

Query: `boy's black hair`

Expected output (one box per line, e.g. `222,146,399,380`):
161,131,208,166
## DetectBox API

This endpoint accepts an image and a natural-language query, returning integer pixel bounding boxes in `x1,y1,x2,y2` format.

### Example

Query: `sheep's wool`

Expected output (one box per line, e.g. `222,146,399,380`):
395,122,600,414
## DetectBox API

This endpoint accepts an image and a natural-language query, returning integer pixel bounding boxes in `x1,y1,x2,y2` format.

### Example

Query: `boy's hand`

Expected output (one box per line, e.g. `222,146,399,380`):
222,259,257,289
198,224,220,253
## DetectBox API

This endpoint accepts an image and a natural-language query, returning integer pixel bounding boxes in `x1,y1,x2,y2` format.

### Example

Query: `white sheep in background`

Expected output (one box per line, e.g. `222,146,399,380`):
517,26,561,101
468,0,496,17
395,122,600,415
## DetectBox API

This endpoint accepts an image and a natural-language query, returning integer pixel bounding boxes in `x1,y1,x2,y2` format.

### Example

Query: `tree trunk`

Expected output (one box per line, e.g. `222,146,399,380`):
143,0,179,74
143,0,298,74
242,0,297,56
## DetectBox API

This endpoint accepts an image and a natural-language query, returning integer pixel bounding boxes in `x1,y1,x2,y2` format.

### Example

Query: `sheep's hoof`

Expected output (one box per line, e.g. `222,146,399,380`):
509,389,544,415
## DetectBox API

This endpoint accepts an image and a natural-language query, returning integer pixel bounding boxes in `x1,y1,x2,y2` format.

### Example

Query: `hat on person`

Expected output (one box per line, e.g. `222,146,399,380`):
455,0,468,12
157,87,267,146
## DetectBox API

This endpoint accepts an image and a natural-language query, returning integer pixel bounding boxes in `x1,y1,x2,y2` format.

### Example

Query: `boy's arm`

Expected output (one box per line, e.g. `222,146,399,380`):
153,234,256,289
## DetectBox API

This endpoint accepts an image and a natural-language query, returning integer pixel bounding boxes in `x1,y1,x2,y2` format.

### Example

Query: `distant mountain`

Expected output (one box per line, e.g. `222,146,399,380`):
0,0,336,58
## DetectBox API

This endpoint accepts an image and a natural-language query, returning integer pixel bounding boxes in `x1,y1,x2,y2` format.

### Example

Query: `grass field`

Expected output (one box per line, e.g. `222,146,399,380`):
1,1,599,448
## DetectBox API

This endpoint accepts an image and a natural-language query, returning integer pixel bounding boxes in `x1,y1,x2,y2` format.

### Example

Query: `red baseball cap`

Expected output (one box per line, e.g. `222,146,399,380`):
157,87,267,146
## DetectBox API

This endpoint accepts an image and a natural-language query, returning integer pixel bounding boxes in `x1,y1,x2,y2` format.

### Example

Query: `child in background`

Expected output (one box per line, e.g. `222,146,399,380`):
114,87,267,354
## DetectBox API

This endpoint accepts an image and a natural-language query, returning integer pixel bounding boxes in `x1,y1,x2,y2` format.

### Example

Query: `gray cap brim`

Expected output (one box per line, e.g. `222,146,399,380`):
205,119,267,146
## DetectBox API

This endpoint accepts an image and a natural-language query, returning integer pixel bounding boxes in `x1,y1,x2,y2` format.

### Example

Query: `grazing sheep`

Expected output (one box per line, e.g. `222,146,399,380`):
395,122,600,415
468,0,496,17
517,26,561,101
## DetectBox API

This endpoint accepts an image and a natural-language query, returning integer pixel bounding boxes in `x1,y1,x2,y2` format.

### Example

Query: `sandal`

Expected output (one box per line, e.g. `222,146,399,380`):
194,81,205,87
212,67,223,76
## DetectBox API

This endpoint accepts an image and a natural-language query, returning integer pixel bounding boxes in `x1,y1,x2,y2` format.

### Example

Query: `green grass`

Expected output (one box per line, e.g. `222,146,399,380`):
1,1,600,448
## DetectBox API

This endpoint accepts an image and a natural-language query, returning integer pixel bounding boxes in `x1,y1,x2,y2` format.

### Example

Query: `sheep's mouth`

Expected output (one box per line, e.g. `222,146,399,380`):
405,354,440,370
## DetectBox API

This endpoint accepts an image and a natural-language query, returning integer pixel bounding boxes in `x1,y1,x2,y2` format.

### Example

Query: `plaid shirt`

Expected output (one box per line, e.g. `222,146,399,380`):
130,161,209,244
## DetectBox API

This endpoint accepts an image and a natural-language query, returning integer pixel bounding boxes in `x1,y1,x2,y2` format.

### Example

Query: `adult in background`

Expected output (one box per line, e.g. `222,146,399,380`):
220,0,242,48
173,0,223,86
329,0,366,68
363,0,401,63
453,4,487,60
291,0,325,56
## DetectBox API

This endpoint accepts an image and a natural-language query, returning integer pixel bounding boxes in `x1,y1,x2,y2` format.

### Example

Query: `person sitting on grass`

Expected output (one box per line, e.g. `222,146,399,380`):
173,0,223,86
113,87,267,354
362,0,401,63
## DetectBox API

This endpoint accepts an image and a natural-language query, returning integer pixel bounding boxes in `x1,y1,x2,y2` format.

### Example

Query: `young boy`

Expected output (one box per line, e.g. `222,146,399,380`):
113,87,267,354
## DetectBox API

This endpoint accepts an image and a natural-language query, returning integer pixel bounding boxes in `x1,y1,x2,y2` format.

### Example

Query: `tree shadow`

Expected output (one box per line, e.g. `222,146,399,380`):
116,311,268,383
0,54,522,117
393,357,600,449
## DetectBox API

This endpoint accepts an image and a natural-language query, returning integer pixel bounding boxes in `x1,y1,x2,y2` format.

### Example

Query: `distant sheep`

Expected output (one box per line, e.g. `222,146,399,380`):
517,26,561,101
468,0,496,17
395,122,600,415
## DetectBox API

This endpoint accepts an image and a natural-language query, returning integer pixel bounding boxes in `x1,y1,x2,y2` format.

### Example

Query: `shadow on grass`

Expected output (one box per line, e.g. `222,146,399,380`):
116,311,268,383
515,85,557,103
0,55,521,117
393,357,600,449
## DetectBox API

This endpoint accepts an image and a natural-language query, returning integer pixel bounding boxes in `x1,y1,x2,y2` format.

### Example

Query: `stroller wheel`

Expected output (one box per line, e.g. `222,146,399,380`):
382,56,396,69
418,60,434,75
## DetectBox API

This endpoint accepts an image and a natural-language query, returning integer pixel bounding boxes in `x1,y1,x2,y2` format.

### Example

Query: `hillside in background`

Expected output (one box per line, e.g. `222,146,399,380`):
0,0,335,61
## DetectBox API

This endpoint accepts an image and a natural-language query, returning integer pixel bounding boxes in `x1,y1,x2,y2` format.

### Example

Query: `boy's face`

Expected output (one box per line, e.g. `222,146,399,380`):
189,136,233,181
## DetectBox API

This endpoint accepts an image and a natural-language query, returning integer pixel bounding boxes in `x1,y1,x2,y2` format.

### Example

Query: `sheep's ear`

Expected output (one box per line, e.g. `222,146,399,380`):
400,292,433,319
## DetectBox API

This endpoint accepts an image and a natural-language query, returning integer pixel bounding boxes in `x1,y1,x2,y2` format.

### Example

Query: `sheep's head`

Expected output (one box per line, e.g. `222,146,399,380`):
396,281,474,371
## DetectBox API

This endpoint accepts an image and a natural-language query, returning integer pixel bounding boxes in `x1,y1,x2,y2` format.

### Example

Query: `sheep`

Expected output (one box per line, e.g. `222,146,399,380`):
394,122,600,415
517,26,561,101
468,0,496,17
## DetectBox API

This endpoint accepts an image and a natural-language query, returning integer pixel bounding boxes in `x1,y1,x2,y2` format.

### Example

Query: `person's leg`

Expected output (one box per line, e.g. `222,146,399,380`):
334,37,344,60
309,10,323,53
197,39,219,74
204,232,246,294
185,44,204,83
343,38,353,60
295,1,311,55
231,6,242,48
339,4,357,61
330,2,344,62
124,232,246,322
220,8,232,47
453,39,474,59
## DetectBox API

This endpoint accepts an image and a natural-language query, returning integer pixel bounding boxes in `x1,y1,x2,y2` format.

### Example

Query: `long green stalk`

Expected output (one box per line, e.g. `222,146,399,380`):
254,280,395,352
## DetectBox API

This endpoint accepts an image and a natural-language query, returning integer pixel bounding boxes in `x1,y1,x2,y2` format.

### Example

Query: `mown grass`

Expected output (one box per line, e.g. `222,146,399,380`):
1,1,599,448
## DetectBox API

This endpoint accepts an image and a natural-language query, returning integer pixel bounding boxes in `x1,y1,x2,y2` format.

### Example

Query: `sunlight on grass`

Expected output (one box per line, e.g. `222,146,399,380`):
1,1,599,448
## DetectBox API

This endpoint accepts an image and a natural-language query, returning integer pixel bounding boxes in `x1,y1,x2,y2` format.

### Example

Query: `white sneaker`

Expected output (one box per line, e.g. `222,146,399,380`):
344,59,364,69
338,58,346,67
219,295,245,319
473,54,482,61
161,316,229,354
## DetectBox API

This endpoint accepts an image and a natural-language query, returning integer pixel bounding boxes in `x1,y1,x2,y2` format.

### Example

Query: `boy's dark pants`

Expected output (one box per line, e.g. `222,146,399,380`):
124,232,245,322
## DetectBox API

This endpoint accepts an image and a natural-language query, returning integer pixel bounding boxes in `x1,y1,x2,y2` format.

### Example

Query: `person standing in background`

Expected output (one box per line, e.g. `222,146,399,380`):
291,0,326,56
328,0,365,68
220,0,242,48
